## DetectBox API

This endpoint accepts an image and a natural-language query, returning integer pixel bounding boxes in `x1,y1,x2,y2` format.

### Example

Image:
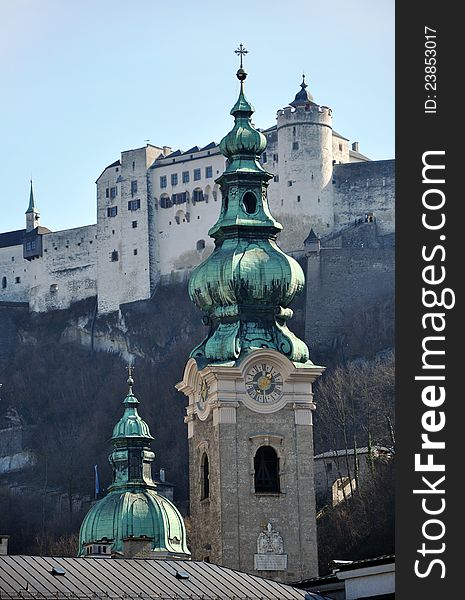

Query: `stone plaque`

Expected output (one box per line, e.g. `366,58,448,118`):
254,553,288,571
254,522,287,571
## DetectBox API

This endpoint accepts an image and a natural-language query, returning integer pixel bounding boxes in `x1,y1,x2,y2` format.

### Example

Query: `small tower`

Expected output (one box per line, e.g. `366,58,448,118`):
275,75,334,245
25,180,40,232
78,369,190,560
177,47,324,583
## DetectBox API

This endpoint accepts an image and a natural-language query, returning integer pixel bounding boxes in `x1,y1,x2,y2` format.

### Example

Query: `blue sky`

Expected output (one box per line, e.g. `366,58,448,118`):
0,0,394,233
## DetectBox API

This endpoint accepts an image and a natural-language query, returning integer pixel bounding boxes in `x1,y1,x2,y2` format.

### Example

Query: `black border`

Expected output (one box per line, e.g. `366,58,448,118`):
396,2,460,596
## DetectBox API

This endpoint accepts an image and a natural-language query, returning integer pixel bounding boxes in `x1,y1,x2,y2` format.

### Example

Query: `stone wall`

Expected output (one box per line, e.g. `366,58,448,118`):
333,160,395,235
305,243,395,359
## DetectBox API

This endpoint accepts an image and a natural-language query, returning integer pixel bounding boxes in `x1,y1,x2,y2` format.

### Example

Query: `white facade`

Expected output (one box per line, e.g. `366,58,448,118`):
0,81,393,314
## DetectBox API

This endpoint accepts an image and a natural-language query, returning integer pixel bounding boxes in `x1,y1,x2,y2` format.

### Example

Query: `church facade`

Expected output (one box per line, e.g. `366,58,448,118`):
0,77,394,314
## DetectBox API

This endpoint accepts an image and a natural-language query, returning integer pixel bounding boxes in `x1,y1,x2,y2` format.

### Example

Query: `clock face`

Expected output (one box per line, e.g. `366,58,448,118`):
197,378,209,411
245,364,283,404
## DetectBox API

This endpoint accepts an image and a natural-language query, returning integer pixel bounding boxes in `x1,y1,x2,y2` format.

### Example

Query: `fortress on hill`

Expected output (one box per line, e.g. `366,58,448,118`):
0,76,394,316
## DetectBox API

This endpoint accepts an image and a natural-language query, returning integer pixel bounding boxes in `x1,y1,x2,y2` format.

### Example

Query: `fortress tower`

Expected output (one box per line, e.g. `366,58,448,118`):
271,76,334,246
177,48,324,583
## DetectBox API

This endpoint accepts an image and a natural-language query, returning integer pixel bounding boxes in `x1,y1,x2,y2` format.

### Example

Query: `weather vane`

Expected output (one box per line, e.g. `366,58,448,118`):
235,43,248,69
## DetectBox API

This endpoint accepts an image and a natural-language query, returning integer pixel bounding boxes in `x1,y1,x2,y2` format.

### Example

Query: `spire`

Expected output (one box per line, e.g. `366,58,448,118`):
188,47,310,366
26,180,35,214
290,73,315,107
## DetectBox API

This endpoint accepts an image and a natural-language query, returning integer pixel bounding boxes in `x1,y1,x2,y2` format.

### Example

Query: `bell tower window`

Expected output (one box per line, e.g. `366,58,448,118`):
254,446,280,493
201,453,210,500
242,192,257,215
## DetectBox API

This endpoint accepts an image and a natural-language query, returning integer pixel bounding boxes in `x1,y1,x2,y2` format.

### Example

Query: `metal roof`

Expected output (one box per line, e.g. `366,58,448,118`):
0,556,330,600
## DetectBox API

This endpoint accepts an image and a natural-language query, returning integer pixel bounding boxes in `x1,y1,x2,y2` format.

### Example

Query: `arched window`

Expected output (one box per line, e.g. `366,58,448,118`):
242,192,257,214
1,277,6,289
201,453,209,499
254,446,280,493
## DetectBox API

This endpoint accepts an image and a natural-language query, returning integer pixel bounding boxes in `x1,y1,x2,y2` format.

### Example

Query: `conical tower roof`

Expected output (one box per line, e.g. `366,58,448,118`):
290,74,316,108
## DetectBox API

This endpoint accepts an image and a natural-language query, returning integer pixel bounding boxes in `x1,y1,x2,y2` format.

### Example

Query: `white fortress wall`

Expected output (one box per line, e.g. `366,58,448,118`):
0,243,29,303
150,146,225,277
28,224,98,312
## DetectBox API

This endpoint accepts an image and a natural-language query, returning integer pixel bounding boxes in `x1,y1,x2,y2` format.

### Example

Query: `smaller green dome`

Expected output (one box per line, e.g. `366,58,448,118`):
78,488,190,557
111,393,153,441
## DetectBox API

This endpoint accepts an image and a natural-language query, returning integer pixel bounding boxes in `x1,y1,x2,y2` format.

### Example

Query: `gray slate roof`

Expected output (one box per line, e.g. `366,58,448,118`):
0,229,25,249
0,556,328,600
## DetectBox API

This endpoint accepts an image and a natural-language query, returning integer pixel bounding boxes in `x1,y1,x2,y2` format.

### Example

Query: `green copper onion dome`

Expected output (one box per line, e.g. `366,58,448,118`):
78,372,190,559
188,45,310,366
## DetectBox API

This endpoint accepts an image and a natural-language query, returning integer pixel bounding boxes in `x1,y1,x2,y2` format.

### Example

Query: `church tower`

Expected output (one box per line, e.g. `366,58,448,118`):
176,47,324,584
79,370,190,559
25,180,40,232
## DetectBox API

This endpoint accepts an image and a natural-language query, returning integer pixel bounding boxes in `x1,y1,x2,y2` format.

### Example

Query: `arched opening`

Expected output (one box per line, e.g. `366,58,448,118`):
242,191,257,214
201,453,210,500
1,277,6,289
254,446,280,493
175,209,185,224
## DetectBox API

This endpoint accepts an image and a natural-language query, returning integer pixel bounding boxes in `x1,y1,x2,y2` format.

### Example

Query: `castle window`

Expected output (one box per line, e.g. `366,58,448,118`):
287,181,293,187
160,175,167,189
201,453,210,500
293,126,296,135
110,186,117,199
196,239,205,251
205,166,213,179
292,141,299,150
297,195,301,203
15,277,21,284
131,180,138,195
262,152,267,163
254,446,280,493
1,277,6,289
128,199,141,211
193,189,204,203
273,153,278,162
110,250,119,262
105,188,109,198
182,171,190,183
50,284,58,293
133,249,138,255
132,161,136,170
274,175,279,183
194,168,201,181
171,173,178,186
132,221,138,228
172,192,187,205
107,206,118,217
242,192,257,215
160,195,172,209
339,143,343,151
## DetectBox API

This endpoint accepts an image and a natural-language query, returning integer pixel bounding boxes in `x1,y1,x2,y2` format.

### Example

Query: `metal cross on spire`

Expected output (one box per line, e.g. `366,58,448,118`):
235,43,248,69
126,363,135,393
